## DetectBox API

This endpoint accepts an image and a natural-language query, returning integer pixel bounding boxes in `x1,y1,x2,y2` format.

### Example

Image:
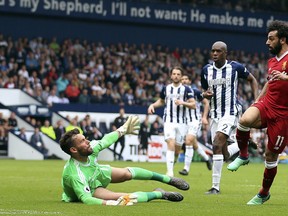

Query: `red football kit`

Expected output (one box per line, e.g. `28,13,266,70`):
253,51,288,153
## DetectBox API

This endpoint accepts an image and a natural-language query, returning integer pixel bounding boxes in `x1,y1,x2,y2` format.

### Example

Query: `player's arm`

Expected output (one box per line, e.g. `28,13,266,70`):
91,116,140,153
175,97,196,109
271,70,288,80
69,178,135,206
201,68,214,100
201,98,209,126
148,98,165,114
246,73,258,101
255,82,268,103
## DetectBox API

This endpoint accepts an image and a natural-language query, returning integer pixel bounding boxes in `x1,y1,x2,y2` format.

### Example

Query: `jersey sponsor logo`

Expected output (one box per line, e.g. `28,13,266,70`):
208,77,231,87
84,186,91,193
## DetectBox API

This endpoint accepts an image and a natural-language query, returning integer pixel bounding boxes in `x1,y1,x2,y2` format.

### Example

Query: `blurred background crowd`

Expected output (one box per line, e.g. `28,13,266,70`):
1,0,287,160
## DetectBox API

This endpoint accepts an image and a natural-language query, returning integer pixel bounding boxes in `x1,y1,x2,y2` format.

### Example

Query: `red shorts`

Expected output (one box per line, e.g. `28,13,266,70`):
253,101,288,153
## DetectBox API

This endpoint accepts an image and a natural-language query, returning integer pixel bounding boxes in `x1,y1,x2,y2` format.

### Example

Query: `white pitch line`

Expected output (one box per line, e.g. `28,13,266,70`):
0,209,62,215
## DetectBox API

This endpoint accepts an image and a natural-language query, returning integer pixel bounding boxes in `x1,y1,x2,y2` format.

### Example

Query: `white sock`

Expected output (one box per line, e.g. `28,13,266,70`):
228,142,240,158
197,146,209,161
212,154,224,191
184,146,194,172
166,150,175,176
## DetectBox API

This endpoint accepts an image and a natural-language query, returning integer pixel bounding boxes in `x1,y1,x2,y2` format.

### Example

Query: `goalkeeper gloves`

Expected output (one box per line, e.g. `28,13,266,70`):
117,115,140,137
106,194,138,206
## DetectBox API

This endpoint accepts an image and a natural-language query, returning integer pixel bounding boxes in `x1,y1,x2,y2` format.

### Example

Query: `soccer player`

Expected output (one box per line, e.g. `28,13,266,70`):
60,115,189,206
227,20,288,205
178,74,212,176
148,67,196,177
201,41,258,194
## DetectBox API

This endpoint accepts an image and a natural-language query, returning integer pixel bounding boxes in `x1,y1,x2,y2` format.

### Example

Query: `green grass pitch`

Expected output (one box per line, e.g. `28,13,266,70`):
0,159,287,216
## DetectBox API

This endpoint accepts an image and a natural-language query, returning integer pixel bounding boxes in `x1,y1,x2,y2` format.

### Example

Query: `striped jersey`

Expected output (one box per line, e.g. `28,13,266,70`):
186,87,203,123
160,83,194,123
201,60,250,119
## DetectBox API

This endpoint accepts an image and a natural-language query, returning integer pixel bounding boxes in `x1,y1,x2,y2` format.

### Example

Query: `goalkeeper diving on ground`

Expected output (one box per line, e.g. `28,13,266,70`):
60,115,190,206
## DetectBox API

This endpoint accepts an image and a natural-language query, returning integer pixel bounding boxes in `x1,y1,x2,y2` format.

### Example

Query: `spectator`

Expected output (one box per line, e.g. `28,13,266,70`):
65,117,83,134
78,88,91,104
58,91,70,104
25,51,39,72
34,86,46,104
65,81,80,103
56,73,69,94
53,119,66,143
138,115,151,156
7,112,18,131
18,127,27,141
41,119,56,140
18,64,29,80
46,88,60,106
112,107,127,160
30,127,48,156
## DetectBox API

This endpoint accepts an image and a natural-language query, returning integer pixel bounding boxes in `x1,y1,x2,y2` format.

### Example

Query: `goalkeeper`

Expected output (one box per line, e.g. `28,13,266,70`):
60,115,190,206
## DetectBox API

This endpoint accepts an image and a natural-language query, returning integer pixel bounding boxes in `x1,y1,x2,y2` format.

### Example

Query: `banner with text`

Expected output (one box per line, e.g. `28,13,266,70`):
0,0,287,33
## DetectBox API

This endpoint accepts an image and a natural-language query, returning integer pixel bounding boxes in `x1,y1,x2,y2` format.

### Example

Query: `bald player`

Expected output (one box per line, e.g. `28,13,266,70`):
201,41,258,194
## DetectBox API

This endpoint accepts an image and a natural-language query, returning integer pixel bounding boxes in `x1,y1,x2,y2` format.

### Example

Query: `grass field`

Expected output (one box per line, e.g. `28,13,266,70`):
0,159,287,216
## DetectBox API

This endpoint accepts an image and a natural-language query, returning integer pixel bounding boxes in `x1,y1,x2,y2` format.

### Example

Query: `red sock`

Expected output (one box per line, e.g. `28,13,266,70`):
259,167,277,196
236,129,250,158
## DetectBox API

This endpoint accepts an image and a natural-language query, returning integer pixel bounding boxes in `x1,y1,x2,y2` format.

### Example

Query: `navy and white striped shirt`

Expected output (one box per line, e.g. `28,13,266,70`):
160,83,194,123
187,87,202,123
201,60,250,119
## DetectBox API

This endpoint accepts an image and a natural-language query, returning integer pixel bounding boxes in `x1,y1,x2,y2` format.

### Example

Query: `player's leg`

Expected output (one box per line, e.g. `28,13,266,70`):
192,121,212,170
248,119,288,205
247,149,278,205
179,134,194,175
164,123,177,177
228,106,264,171
206,117,236,194
113,141,118,160
110,167,189,190
119,137,125,160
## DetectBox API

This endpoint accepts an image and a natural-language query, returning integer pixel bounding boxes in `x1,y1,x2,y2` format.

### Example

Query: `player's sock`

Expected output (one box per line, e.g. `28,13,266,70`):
183,146,193,172
236,124,250,158
132,191,162,202
166,150,175,176
128,167,170,183
259,163,277,196
227,142,240,158
212,154,223,191
196,146,209,161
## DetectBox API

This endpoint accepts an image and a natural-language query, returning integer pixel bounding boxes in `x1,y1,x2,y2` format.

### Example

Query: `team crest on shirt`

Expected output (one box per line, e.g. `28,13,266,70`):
282,61,287,71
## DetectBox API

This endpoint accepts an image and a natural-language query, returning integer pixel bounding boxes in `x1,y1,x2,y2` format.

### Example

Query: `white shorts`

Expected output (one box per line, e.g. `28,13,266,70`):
210,115,239,144
186,120,201,137
164,122,186,146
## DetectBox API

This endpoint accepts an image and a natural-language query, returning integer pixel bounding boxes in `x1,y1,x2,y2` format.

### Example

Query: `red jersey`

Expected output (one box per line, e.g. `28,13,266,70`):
264,51,288,118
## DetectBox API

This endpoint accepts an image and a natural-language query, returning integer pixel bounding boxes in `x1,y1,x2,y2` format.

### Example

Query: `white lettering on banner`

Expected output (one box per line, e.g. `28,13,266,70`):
111,1,126,16
130,6,151,18
190,9,206,23
209,12,244,26
43,0,106,16
1,1,285,33
154,9,187,23
20,0,39,12
9,0,16,7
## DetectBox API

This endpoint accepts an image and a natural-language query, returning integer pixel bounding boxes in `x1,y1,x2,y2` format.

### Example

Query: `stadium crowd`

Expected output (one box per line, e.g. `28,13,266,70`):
0,31,269,159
